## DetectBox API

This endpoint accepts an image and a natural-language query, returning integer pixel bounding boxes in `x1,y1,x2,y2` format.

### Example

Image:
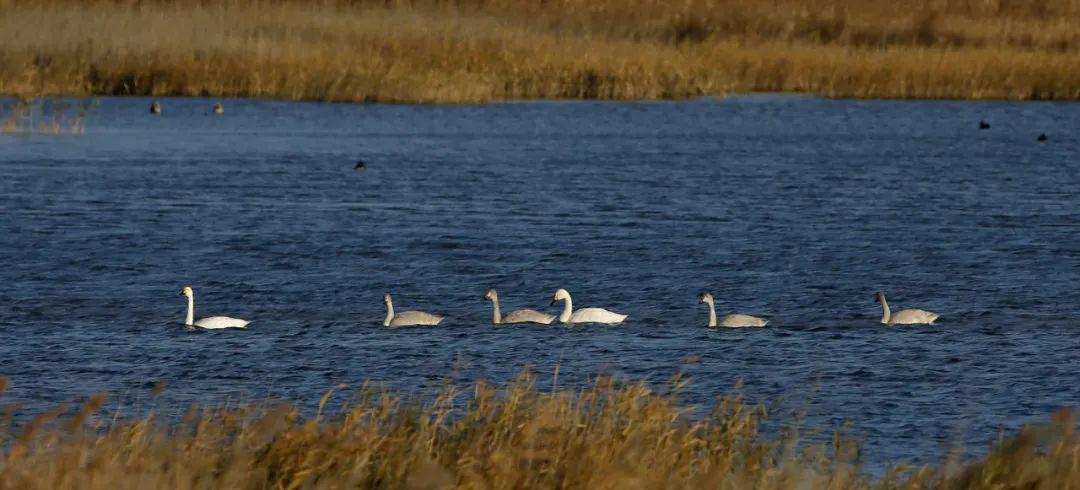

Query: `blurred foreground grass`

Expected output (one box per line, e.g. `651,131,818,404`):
1,372,1078,489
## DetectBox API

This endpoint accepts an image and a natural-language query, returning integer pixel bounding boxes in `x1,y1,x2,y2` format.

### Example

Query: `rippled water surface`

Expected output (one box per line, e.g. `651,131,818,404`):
2,96,1079,467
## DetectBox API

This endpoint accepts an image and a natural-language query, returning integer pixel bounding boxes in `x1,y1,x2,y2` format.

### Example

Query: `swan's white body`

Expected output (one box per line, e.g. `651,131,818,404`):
384,293,444,327
701,293,767,328
876,292,939,325
182,287,249,329
485,289,555,325
191,316,250,329
551,289,627,324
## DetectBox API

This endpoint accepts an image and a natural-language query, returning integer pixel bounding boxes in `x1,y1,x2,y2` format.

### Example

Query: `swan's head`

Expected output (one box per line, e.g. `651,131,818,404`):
874,291,885,303
181,286,193,297
484,288,497,301
383,292,392,304
551,288,570,305
700,292,713,304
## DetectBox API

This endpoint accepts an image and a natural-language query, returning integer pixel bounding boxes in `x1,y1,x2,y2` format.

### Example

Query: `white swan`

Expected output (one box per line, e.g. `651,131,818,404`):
383,293,444,327
550,288,627,324
181,286,249,329
876,291,939,325
484,289,555,325
700,292,767,328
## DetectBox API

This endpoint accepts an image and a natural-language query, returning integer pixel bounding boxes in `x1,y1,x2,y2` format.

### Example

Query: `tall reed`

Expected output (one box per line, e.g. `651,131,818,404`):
1,0,1079,102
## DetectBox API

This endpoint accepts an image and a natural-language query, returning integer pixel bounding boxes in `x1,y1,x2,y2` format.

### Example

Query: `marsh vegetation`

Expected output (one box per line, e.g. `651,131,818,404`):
0,372,1077,488
2,0,1079,102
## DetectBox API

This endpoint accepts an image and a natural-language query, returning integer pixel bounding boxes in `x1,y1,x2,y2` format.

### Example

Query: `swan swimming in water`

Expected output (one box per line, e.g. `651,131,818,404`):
550,288,627,324
484,288,555,325
383,293,444,327
700,292,767,328
181,286,249,329
875,291,939,325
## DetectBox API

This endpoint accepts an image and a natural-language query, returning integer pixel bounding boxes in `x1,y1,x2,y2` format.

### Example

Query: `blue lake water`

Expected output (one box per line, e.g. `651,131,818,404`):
1,96,1078,468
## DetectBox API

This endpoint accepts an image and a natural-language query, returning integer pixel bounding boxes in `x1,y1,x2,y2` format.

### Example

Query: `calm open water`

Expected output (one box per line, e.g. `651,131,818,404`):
1,96,1078,467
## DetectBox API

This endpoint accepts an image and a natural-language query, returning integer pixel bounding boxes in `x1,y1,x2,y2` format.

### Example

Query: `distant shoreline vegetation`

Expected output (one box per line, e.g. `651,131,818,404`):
1,0,1080,103
0,371,1077,488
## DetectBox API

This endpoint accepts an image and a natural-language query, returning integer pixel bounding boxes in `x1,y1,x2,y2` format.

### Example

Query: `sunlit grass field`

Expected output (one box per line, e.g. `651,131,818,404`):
1,0,1080,102
1,371,1078,489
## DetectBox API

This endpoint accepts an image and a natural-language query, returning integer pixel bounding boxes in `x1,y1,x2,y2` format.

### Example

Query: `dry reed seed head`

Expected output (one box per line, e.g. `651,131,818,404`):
63,394,108,433
150,382,166,398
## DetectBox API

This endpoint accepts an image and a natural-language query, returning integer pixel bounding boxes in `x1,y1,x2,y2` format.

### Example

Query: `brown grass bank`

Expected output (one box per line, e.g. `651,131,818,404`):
1,372,1079,489
2,0,1080,103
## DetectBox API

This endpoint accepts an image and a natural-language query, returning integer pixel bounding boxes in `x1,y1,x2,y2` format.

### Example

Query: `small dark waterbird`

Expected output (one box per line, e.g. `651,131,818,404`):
213,103,224,115
150,101,162,114
1038,133,1048,142
978,120,990,129
355,161,367,171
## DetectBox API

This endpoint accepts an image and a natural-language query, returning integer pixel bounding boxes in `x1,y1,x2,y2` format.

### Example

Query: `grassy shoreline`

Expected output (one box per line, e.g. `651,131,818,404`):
2,0,1080,103
1,372,1077,488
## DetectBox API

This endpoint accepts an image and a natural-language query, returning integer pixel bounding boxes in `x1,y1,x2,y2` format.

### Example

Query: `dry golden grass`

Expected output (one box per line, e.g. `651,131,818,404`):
2,371,1079,489
1,0,1080,102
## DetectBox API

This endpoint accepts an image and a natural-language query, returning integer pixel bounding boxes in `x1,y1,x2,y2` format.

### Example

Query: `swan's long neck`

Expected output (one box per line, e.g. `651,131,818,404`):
490,297,502,324
879,296,891,324
185,295,195,326
559,296,573,323
384,299,394,327
706,299,717,327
